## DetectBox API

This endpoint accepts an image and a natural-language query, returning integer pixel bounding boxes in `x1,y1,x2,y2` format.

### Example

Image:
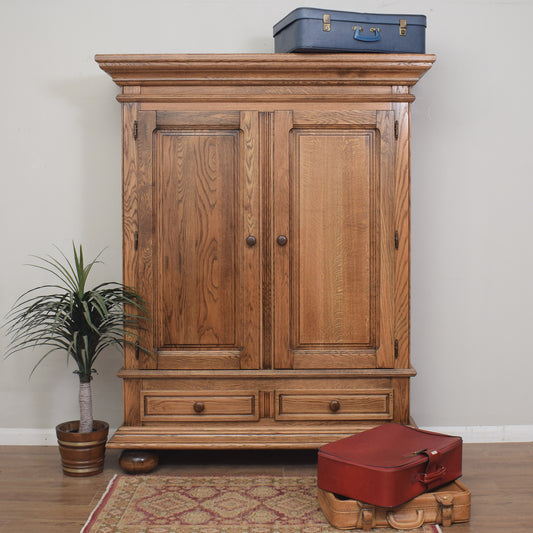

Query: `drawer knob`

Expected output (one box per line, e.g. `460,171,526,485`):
276,235,288,246
329,400,341,412
246,235,257,247
193,401,205,413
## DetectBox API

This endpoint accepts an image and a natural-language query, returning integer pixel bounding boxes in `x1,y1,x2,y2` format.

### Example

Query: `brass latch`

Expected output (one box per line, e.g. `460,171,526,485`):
352,26,380,34
399,19,407,36
322,14,331,31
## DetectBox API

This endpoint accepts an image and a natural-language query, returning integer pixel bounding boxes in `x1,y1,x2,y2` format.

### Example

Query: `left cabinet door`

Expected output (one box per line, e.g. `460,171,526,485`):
132,110,262,370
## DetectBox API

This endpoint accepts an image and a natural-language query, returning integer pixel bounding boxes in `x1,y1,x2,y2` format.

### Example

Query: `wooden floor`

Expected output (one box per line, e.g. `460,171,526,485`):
0,442,532,532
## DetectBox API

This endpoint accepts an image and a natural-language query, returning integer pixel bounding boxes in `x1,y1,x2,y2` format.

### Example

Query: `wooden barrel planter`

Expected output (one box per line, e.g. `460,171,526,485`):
56,420,109,477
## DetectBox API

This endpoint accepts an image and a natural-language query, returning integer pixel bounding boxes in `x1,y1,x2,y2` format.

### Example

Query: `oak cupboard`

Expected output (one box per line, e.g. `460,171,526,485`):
96,54,434,466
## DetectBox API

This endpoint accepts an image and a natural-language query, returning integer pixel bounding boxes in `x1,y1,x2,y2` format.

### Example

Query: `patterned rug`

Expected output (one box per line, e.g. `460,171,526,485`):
82,474,442,533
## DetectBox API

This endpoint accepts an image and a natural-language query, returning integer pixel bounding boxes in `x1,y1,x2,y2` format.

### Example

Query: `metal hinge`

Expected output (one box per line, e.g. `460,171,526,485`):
134,231,139,251
133,120,138,140
322,14,331,31
394,339,399,358
135,341,140,360
399,19,407,36
394,120,399,140
394,230,399,250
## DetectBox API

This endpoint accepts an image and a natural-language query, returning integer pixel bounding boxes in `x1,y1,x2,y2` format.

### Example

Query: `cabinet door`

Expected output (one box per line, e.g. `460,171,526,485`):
136,111,262,370
272,110,396,370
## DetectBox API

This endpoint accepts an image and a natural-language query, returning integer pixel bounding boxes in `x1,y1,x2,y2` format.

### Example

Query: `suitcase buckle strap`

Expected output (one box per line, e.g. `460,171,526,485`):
360,506,376,531
435,494,454,527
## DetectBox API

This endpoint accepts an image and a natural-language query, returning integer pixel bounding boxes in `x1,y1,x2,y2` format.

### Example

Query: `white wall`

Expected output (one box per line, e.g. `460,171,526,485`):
1,0,532,442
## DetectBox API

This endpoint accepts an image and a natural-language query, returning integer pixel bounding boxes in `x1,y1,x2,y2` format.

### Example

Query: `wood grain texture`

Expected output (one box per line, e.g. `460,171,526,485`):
116,368,417,379
107,425,397,449
109,372,404,449
156,110,240,126
392,97,411,369
294,128,374,346
259,390,275,418
156,129,238,348
391,376,410,424
98,55,434,450
292,352,376,370
293,110,377,126
272,110,293,369
141,390,259,422
95,53,436,90
288,110,396,371
260,111,274,370
157,351,241,370
149,111,262,371
239,111,262,369
141,100,394,112
122,102,140,369
276,390,393,421
122,379,142,426
376,111,396,369
136,110,157,370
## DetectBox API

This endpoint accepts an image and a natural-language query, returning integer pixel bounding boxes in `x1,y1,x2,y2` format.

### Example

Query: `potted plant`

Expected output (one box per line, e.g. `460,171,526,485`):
4,243,149,476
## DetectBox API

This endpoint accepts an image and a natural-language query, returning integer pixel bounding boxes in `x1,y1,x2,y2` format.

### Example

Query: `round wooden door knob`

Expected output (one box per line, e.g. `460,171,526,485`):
329,400,341,412
193,401,205,413
276,235,288,246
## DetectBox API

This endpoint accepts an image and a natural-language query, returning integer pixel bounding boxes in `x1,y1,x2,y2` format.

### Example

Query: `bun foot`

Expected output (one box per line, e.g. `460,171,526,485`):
119,450,159,474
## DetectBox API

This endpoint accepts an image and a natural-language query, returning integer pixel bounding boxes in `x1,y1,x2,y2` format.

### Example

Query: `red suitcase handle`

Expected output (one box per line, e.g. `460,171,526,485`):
418,464,447,484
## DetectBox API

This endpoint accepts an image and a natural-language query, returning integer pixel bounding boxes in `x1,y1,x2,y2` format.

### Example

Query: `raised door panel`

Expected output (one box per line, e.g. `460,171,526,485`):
273,110,396,370
157,131,237,347
295,130,375,347
142,111,261,370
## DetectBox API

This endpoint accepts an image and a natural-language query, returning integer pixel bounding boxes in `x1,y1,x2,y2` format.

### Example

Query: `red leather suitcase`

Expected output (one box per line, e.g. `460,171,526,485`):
317,424,462,508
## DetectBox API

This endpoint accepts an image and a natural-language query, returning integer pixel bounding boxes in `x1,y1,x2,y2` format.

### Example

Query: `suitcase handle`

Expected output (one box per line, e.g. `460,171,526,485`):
418,464,447,484
386,510,424,529
354,27,381,42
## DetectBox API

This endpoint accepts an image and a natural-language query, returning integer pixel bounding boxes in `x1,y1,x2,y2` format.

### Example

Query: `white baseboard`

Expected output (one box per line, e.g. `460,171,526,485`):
420,425,533,443
1,425,532,445
0,427,118,446
1,428,57,445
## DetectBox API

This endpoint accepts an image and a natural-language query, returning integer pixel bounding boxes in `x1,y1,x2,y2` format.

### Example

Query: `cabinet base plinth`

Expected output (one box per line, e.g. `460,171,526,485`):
107,422,405,450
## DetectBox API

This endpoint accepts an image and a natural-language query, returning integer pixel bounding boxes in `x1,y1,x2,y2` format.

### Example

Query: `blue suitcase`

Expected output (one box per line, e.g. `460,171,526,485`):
273,8,426,54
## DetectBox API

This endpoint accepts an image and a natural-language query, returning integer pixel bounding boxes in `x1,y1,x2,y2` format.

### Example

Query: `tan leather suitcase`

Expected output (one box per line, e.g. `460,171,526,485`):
318,480,471,531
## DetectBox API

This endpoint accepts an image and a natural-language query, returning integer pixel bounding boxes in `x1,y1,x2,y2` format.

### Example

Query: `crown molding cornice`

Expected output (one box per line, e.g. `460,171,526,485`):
95,53,436,89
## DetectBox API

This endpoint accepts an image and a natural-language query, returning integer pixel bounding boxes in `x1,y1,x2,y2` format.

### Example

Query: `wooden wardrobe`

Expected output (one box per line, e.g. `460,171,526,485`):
96,54,435,467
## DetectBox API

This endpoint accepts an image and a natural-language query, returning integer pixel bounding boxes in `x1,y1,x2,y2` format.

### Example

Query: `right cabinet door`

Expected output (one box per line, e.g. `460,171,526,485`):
272,110,397,370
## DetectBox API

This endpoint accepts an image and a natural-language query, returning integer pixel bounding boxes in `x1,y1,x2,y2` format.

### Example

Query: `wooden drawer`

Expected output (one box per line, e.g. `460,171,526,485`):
141,391,259,422
275,390,393,421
